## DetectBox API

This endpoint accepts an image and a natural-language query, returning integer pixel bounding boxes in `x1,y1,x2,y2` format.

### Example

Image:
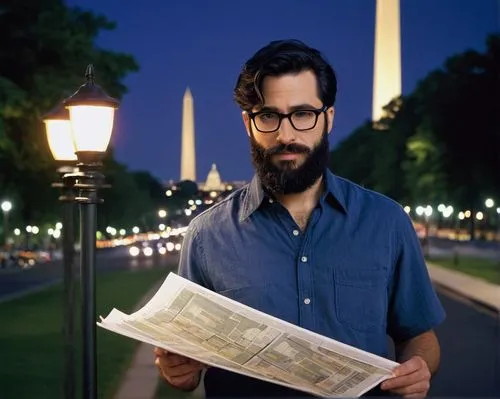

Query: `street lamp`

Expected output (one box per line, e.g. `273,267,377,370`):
1,200,13,248
63,64,119,399
43,101,78,399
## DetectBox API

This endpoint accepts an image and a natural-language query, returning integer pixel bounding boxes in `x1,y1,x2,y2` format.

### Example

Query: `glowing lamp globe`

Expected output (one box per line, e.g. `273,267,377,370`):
63,65,119,163
43,102,77,162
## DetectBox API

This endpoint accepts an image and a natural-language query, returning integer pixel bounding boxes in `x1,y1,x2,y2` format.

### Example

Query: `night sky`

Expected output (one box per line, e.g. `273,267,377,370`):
66,0,499,183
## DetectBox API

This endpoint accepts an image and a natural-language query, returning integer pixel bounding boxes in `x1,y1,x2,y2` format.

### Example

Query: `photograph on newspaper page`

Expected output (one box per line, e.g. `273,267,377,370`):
98,272,399,397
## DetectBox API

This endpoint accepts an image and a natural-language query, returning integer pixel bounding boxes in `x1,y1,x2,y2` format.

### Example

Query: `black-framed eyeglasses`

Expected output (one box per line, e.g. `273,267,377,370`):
248,105,328,133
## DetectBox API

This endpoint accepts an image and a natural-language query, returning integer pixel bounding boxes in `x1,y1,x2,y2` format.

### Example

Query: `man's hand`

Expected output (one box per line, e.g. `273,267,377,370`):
154,347,204,391
381,356,431,398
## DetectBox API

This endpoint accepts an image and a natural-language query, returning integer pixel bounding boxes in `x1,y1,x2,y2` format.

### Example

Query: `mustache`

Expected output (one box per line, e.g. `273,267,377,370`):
264,143,311,157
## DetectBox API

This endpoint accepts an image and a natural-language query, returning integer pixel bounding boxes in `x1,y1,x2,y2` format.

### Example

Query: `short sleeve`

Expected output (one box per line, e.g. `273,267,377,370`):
177,222,213,290
387,211,446,343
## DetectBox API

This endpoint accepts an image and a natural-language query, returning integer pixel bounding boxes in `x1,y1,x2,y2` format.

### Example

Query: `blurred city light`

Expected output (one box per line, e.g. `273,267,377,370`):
1,200,12,213
424,205,433,217
485,198,494,208
158,209,167,218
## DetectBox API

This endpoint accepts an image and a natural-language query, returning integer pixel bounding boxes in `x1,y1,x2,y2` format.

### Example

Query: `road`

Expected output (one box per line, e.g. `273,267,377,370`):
430,288,500,397
429,237,500,260
0,246,179,302
1,249,498,396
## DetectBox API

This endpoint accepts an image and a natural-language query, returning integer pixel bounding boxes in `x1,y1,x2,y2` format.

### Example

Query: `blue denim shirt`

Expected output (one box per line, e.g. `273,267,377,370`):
178,170,446,397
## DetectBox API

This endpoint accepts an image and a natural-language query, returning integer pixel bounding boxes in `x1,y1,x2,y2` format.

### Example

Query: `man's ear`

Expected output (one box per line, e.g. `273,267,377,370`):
242,111,251,137
327,106,335,134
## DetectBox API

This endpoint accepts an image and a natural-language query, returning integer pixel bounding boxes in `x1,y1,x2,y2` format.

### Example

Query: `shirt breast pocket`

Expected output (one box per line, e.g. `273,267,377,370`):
333,267,387,332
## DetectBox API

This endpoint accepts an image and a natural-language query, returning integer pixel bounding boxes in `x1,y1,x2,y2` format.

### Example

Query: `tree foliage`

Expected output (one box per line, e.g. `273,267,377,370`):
0,0,168,237
330,34,500,212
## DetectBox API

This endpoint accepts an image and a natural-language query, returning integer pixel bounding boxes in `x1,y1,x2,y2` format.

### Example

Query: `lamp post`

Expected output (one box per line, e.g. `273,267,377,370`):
42,101,78,399
1,200,13,248
63,64,119,399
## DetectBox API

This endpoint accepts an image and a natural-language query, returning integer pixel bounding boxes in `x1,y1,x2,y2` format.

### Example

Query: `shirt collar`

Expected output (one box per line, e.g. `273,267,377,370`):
239,169,347,222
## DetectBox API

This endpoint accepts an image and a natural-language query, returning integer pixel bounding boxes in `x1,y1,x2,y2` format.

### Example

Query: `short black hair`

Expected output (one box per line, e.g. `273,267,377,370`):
234,39,337,111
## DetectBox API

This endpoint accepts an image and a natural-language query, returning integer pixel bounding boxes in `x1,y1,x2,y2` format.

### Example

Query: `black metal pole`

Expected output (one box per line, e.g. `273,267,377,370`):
62,197,76,399
80,202,97,399
3,211,8,248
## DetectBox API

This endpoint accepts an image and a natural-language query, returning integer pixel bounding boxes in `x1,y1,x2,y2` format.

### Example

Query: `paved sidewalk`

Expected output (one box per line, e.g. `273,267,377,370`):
114,281,163,399
115,263,499,399
427,262,500,312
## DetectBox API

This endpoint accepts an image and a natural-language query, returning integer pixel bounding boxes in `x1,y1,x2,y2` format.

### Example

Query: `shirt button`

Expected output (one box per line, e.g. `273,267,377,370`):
304,298,311,305
268,198,274,203
301,256,308,263
292,230,299,236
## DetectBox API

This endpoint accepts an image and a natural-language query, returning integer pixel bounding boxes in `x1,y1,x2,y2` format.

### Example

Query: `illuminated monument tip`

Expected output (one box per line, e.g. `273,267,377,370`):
181,87,196,181
372,0,401,123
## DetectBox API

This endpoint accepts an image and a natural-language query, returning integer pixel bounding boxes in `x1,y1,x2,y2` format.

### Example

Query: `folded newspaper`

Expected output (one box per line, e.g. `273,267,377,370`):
98,272,399,397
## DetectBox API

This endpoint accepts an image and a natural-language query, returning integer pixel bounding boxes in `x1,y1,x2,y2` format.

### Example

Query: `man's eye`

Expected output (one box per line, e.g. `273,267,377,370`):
293,111,314,119
258,113,278,121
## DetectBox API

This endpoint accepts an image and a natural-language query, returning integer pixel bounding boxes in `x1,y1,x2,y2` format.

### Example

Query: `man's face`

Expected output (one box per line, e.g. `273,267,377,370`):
242,70,335,194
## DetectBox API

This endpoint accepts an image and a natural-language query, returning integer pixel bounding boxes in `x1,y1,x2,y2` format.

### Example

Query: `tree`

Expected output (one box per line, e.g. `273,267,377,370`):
330,33,500,221
0,0,139,227
329,122,379,189
99,159,155,231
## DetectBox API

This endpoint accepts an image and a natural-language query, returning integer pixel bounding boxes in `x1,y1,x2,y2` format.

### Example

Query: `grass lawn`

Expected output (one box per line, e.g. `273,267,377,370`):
0,267,168,399
429,256,500,284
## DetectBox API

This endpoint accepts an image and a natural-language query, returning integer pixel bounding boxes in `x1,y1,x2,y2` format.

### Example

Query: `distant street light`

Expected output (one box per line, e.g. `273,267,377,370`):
1,200,13,248
62,64,119,399
43,101,78,399
485,198,494,208
158,209,167,218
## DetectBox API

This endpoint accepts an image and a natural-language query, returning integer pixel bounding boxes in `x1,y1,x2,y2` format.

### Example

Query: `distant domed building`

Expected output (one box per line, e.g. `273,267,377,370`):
200,163,225,192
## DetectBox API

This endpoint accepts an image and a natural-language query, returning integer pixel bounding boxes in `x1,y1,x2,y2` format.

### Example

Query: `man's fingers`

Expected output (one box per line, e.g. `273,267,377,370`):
393,356,425,377
388,380,430,397
153,347,167,356
162,362,203,378
166,371,199,388
154,350,193,368
394,356,424,377
403,393,428,399
381,371,421,390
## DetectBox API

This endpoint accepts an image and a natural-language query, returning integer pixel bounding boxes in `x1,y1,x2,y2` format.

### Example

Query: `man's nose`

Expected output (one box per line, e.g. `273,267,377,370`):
276,118,296,145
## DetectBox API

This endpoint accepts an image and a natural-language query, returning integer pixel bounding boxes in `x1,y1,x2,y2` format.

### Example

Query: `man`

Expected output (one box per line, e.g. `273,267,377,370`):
155,39,445,398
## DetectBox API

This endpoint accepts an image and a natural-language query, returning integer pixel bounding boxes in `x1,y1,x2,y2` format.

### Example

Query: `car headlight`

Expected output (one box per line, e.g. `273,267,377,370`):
129,246,140,257
143,247,153,257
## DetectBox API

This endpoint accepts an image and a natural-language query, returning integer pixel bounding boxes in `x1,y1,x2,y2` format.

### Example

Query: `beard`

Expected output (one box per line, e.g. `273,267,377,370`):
250,127,330,195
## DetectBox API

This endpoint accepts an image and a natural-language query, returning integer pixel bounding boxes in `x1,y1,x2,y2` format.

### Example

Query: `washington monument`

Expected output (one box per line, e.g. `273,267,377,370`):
180,87,196,181
372,0,401,121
